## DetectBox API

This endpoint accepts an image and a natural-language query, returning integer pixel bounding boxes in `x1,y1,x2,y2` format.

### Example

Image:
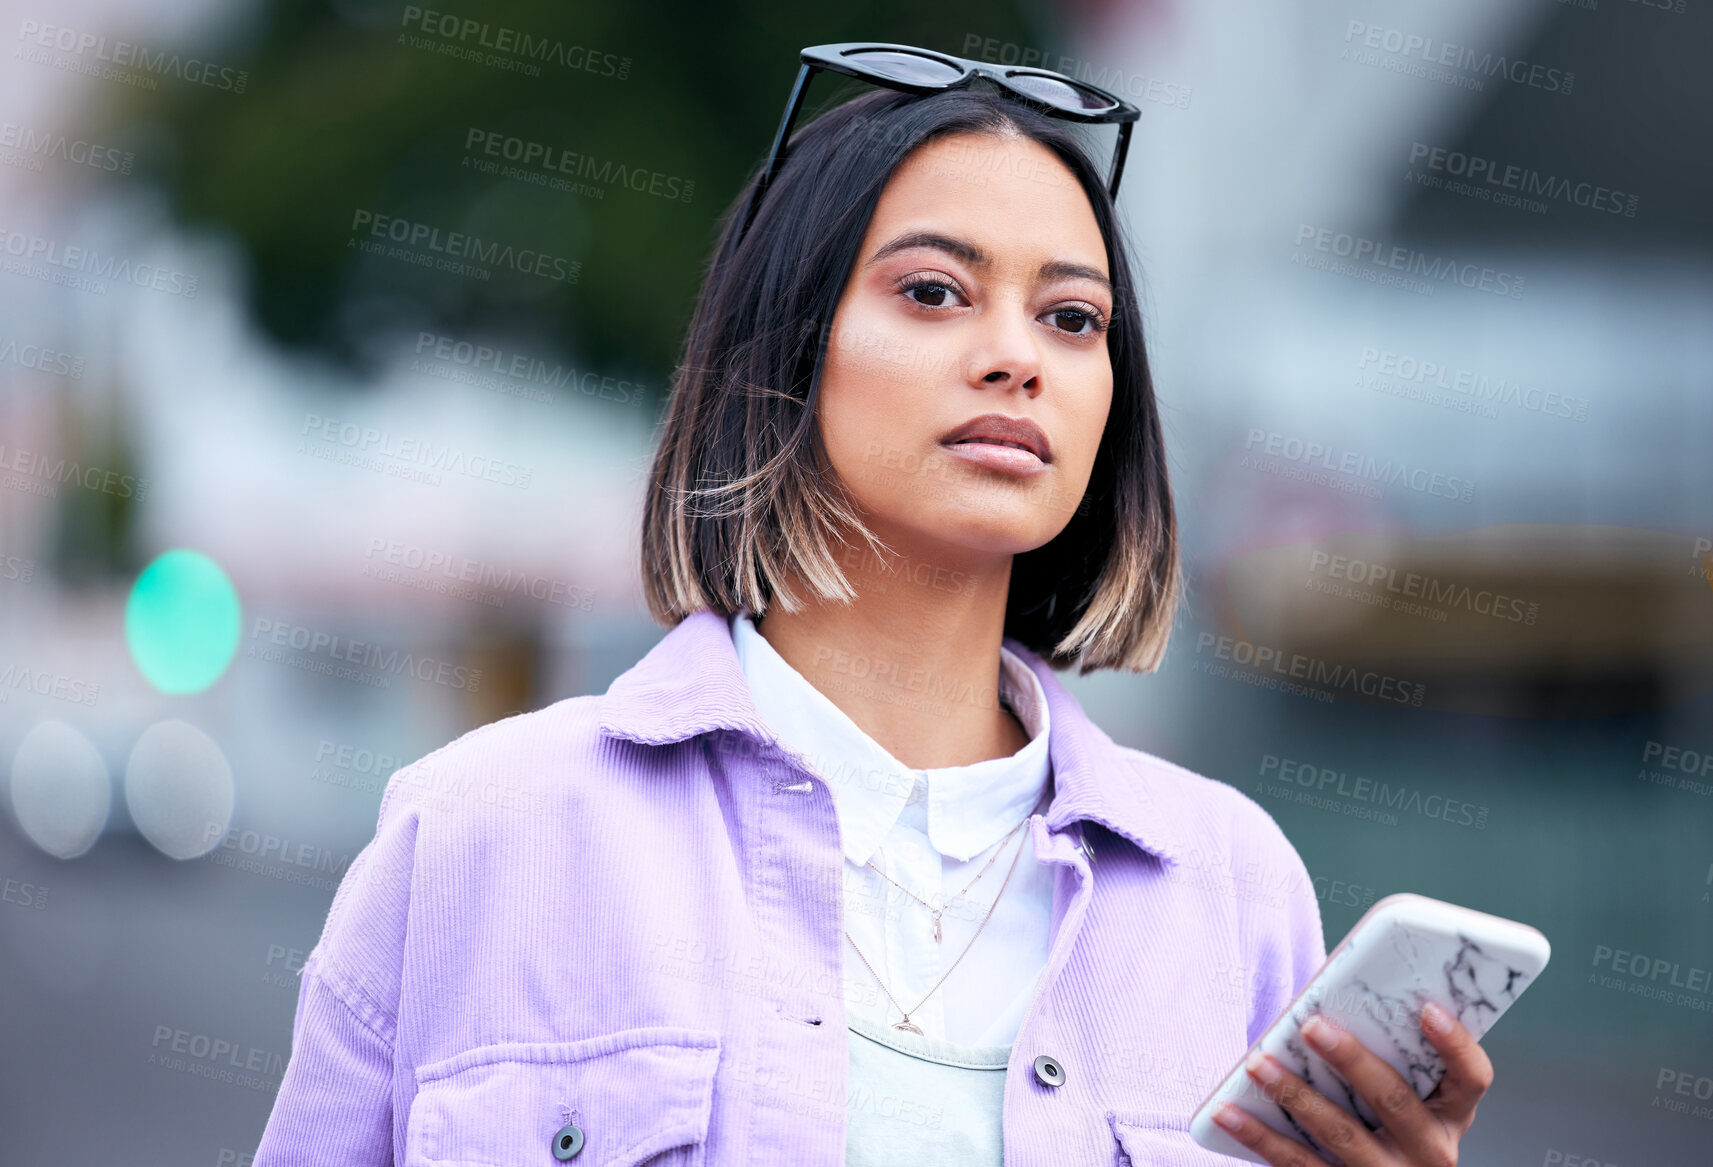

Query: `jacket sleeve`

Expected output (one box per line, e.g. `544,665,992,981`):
1241,807,1328,1048
253,771,423,1165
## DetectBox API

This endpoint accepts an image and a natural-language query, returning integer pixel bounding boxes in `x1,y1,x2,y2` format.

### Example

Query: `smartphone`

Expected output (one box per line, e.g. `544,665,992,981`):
1189,893,1551,1164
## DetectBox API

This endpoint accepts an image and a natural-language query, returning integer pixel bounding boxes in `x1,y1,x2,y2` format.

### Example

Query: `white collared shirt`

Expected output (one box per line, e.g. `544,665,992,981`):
729,605,1056,1046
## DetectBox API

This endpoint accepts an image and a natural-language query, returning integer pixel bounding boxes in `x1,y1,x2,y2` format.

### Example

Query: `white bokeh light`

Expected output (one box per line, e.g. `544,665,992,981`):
124,720,236,860
9,720,112,859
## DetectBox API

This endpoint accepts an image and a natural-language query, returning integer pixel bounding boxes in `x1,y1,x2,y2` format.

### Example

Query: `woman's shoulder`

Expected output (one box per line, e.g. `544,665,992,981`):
376,692,674,833
395,693,604,775
1105,739,1308,872
1106,740,1326,968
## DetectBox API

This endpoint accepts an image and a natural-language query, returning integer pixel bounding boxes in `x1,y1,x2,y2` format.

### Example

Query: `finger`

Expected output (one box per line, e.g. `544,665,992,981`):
1418,1000,1494,1125
1242,1050,1386,1167
1212,1101,1334,1167
1301,1013,1453,1166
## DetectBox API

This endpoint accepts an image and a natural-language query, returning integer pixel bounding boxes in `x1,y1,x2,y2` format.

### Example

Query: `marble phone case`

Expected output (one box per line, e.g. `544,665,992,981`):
1189,893,1551,1164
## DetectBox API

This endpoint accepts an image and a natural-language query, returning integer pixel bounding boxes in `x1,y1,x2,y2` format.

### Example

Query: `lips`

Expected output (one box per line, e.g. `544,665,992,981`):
938,413,1052,463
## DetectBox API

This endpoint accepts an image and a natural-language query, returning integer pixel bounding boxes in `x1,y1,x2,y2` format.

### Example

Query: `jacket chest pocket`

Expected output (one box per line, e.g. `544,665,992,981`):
406,1027,721,1167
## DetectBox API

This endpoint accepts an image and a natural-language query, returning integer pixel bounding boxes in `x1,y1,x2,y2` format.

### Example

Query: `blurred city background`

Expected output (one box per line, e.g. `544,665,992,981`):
1,0,1709,1162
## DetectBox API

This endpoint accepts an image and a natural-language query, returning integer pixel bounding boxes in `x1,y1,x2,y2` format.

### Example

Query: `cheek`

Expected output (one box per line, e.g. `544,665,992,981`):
818,382,873,476
819,318,928,462
1064,380,1114,480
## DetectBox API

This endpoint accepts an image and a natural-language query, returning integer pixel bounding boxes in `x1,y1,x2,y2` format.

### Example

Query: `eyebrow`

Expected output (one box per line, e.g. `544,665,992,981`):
865,230,1112,297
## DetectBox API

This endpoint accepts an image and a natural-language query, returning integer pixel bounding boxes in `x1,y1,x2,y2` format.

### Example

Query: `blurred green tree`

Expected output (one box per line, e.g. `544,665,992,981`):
102,0,1049,405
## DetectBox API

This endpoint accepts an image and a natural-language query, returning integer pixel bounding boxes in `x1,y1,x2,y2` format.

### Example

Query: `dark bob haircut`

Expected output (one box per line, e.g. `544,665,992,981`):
641,84,1180,674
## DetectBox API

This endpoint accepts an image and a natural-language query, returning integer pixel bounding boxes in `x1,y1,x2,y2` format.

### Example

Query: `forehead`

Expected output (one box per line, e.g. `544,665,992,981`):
865,131,1109,275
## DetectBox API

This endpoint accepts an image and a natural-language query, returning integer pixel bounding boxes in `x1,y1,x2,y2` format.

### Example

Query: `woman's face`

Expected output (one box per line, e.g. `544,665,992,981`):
817,128,1115,567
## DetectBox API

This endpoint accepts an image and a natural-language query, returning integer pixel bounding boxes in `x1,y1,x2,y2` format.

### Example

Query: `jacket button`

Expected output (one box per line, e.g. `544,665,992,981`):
1032,1054,1065,1088
552,1123,584,1159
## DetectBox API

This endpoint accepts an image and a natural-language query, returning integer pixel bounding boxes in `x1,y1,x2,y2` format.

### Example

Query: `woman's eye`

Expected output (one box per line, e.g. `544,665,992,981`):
898,276,963,309
1048,306,1108,336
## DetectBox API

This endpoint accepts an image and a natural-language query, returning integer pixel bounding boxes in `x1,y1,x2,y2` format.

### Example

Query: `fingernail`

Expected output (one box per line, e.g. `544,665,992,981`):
1246,1050,1281,1084
1421,1001,1453,1034
1303,1015,1341,1053
1213,1104,1246,1132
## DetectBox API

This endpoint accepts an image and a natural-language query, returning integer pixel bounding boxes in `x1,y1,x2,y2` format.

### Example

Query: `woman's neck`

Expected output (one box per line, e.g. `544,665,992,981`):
752,538,1030,769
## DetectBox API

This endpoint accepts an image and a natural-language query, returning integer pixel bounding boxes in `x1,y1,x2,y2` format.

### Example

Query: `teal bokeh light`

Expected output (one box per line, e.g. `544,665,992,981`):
126,550,242,694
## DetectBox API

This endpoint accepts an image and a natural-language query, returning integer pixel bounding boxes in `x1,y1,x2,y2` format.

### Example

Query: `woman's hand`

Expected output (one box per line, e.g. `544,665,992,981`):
1212,1001,1494,1167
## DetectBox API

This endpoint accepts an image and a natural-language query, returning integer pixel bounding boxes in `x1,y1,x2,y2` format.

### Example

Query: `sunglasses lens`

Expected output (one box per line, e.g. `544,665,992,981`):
842,48,965,84
1005,71,1117,112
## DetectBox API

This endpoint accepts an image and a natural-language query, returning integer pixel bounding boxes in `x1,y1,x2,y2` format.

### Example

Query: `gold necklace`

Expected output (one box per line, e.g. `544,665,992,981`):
844,818,1031,1035
863,790,1043,943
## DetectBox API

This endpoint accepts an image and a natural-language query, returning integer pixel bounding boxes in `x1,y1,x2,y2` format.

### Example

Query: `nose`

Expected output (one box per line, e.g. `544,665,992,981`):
965,300,1043,395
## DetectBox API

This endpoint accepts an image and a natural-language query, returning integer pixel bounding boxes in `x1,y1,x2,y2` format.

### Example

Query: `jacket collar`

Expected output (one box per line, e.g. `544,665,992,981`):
599,609,1190,867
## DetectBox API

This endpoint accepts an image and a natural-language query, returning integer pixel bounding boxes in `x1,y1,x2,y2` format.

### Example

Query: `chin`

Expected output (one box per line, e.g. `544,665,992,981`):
908,506,1062,558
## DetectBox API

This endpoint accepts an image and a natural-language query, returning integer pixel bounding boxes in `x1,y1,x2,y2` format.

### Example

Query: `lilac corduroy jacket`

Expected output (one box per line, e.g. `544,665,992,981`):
253,609,1326,1166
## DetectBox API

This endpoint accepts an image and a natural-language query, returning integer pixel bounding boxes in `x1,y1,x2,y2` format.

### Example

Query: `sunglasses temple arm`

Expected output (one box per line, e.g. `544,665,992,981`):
1108,119,1133,200
739,62,817,241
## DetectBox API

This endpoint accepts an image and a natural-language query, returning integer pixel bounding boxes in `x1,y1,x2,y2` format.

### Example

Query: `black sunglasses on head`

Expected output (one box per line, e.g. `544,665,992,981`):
737,41,1140,244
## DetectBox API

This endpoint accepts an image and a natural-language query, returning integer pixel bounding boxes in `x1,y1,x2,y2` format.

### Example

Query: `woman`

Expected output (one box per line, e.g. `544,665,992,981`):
255,44,1494,1167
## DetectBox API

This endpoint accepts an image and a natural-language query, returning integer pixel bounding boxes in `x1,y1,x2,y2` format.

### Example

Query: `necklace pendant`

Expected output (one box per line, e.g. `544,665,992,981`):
894,1018,923,1035
932,914,942,944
